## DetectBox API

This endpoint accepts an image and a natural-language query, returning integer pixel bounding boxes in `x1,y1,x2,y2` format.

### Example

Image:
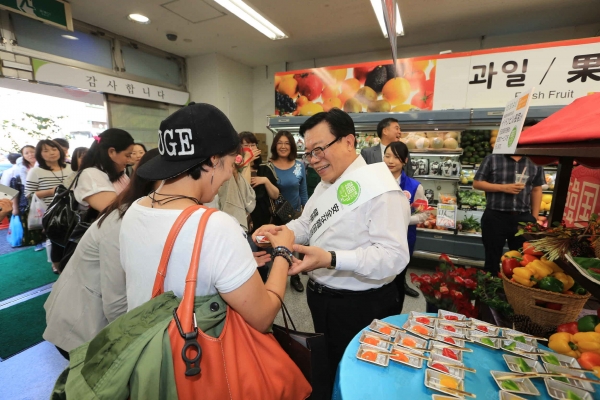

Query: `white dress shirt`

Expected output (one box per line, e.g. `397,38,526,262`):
287,156,411,290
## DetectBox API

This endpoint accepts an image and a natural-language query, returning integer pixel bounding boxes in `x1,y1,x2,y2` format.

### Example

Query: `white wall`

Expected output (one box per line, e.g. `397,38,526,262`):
252,22,600,148
187,53,254,133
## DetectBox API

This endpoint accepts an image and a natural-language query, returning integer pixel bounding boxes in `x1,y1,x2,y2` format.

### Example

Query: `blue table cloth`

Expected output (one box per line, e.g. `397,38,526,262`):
333,313,556,400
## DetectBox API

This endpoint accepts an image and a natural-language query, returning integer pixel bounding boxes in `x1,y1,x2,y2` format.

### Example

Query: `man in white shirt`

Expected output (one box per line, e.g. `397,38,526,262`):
254,109,410,384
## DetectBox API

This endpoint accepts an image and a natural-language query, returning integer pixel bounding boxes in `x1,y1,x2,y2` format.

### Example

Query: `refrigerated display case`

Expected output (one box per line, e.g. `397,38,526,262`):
267,106,561,267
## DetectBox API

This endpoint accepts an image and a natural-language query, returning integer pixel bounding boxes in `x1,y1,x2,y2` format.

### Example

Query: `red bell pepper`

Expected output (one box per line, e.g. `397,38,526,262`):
557,322,579,335
523,242,543,257
502,258,520,278
578,352,600,370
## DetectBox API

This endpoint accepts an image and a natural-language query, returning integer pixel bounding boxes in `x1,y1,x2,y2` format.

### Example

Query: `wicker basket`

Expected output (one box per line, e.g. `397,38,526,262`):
501,272,590,327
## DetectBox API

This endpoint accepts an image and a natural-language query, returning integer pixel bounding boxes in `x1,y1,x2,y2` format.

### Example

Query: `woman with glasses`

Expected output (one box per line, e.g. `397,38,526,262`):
269,130,308,292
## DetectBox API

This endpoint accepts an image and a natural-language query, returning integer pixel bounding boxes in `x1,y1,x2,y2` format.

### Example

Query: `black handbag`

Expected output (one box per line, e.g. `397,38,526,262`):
42,172,87,248
272,296,331,400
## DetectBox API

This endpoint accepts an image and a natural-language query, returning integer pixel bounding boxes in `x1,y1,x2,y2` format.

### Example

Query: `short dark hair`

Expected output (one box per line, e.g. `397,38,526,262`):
239,131,258,145
133,143,147,152
299,108,356,148
271,131,297,161
7,153,20,164
20,145,35,169
377,118,399,138
385,142,409,163
35,139,66,170
184,143,241,181
53,138,69,150
78,128,135,182
70,147,89,172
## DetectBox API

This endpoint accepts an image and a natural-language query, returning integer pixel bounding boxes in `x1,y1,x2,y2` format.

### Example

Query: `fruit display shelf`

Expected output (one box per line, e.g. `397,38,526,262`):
414,175,460,182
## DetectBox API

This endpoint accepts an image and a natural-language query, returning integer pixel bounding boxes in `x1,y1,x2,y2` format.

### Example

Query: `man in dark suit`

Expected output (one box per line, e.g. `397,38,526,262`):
361,117,419,298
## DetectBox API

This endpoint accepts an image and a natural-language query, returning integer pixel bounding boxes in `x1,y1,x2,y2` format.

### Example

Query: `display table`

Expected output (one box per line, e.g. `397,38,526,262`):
333,313,554,399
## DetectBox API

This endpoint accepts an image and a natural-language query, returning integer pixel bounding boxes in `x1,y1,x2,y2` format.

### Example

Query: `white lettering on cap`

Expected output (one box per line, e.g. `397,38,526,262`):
163,130,177,156
176,129,194,156
157,129,165,155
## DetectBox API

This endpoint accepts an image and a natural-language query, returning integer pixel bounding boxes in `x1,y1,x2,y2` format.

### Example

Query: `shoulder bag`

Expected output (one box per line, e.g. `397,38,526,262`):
265,162,296,224
153,205,312,399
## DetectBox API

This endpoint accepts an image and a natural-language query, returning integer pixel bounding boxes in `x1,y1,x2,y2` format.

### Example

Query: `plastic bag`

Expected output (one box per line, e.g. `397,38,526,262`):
7,215,23,247
27,194,47,230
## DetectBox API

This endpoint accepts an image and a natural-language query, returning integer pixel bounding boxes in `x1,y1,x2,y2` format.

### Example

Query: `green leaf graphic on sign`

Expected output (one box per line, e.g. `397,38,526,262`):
337,180,361,205
508,127,517,147
31,59,48,76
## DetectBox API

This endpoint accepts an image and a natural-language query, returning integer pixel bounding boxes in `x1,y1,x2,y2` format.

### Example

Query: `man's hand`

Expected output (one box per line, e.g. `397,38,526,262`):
253,251,272,267
263,226,295,250
288,244,331,275
503,183,525,194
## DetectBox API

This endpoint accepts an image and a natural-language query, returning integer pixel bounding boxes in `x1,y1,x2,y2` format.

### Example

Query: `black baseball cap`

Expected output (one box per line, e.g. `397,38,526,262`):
137,102,239,181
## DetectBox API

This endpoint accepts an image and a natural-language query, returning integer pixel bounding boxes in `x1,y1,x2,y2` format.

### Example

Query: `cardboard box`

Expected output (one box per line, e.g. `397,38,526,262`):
255,133,269,162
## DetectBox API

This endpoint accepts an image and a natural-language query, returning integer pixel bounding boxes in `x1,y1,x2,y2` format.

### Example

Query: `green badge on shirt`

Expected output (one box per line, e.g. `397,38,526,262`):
337,180,361,205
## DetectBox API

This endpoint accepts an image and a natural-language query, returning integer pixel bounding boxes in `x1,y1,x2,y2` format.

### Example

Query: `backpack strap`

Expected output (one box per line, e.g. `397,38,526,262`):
264,161,279,182
151,205,206,298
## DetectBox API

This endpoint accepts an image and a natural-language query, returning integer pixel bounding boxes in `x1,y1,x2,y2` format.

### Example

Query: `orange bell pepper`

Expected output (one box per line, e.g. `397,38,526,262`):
578,352,600,370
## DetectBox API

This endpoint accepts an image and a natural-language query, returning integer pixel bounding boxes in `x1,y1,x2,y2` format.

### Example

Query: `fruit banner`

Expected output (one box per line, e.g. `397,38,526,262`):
274,37,600,116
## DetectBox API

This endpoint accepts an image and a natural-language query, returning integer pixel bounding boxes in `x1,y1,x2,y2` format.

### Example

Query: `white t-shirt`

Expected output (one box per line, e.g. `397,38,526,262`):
73,168,128,207
120,201,257,311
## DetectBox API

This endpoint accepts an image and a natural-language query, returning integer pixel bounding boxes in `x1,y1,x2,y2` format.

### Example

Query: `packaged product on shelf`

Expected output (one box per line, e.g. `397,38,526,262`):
439,193,457,205
416,159,429,175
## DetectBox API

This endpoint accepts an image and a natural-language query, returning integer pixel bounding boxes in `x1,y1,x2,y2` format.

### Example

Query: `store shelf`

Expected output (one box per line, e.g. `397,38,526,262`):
409,150,463,156
457,231,483,238
414,175,460,181
458,205,486,211
412,250,485,268
417,228,455,235
461,164,481,168
458,185,475,190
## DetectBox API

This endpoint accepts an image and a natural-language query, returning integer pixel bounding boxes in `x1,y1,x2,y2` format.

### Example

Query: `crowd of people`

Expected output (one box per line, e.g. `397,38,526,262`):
0,102,547,398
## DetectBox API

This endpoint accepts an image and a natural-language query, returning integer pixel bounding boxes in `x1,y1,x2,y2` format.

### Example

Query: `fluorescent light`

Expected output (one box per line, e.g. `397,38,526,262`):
61,35,79,40
128,14,150,24
213,0,287,40
369,0,404,37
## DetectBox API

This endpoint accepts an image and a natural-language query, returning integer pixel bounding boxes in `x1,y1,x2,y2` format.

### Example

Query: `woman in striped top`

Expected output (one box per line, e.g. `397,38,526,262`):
26,140,72,272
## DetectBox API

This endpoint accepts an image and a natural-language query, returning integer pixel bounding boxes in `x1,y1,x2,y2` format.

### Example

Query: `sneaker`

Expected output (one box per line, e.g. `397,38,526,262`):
34,243,44,252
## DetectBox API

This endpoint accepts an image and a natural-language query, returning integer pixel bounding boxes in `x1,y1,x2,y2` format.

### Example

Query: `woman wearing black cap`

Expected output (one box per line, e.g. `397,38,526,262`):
120,103,296,333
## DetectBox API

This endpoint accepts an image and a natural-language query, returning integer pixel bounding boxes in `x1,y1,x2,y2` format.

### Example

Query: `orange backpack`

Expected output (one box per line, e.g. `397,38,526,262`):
152,205,312,399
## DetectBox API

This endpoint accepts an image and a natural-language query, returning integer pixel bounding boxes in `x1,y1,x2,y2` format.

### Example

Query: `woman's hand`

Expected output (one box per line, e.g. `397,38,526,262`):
251,176,268,187
251,148,262,162
253,251,272,267
263,226,295,250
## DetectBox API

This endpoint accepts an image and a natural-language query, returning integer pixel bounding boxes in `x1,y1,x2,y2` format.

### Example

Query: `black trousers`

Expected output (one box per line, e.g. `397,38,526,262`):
307,280,399,382
393,267,409,313
481,209,536,275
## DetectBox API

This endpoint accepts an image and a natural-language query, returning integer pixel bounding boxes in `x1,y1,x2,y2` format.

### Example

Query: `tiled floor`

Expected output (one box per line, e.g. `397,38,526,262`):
0,266,428,400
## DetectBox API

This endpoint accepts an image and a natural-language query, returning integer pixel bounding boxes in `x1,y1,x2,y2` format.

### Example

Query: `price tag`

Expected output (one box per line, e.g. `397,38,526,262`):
436,204,457,229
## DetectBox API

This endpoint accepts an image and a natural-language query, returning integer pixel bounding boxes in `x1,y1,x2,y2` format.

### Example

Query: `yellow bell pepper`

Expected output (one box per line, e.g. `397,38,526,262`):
596,324,600,334
527,260,553,278
512,268,535,286
541,257,563,273
549,332,581,358
593,366,600,379
572,332,600,354
552,272,575,291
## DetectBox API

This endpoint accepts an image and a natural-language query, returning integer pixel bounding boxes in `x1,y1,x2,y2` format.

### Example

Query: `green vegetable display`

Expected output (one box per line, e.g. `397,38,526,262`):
537,276,564,293
481,337,495,347
504,341,517,351
513,336,527,344
501,380,520,391
566,390,583,400
457,190,487,209
553,376,569,383
571,282,588,295
516,358,532,372
460,130,493,165
543,354,560,365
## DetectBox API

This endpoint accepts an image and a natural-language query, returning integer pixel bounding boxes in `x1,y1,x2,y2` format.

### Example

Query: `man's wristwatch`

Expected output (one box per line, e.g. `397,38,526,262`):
272,246,293,267
327,251,336,270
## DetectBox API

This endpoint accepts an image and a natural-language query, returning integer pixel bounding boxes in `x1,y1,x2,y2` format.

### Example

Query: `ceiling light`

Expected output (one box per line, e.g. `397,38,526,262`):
369,0,404,37
61,35,79,40
213,0,287,40
128,14,150,24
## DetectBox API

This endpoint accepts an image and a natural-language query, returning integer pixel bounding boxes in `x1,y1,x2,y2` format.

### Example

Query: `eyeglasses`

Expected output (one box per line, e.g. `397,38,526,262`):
277,142,290,147
303,137,341,162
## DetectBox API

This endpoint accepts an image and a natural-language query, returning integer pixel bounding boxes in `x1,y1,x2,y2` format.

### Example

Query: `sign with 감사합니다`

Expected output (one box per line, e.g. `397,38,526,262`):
493,87,534,154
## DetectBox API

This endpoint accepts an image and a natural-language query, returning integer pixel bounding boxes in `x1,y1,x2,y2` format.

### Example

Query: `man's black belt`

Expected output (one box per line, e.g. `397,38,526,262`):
307,279,389,297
